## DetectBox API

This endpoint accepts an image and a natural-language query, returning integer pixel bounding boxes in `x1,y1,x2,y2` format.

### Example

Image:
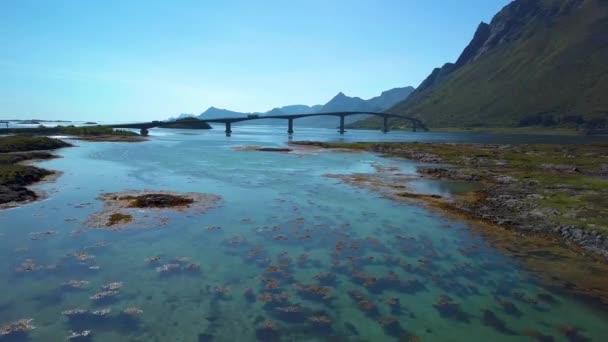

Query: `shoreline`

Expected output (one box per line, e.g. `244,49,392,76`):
290,141,608,304
290,141,608,260
0,134,145,209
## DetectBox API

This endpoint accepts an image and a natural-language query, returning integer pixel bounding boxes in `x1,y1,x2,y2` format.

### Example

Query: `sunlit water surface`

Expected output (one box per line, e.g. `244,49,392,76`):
1,126,607,341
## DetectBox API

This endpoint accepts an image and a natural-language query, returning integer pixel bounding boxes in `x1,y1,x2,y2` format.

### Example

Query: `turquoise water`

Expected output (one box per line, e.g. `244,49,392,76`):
1,127,607,341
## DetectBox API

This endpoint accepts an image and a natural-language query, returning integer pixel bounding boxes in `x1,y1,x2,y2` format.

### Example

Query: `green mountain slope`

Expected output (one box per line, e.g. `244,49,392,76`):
354,0,608,130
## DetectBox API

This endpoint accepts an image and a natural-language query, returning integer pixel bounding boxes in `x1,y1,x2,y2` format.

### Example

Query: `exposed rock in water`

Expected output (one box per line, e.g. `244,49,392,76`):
232,145,292,153
86,191,222,230
124,193,194,208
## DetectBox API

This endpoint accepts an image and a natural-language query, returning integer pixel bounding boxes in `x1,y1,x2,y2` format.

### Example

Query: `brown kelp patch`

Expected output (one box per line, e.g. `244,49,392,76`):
106,213,133,227
0,318,35,338
86,190,221,229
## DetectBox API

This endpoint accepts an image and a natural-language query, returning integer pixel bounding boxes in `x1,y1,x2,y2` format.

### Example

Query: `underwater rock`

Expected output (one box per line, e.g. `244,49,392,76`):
244,288,256,303
156,263,181,273
91,308,111,317
432,295,469,322
86,191,221,229
62,280,90,290
294,284,333,302
377,316,404,336
145,256,161,263
61,309,89,317
66,330,92,341
101,281,123,291
313,272,337,286
84,242,110,250
68,252,95,262
123,307,144,316
0,318,35,337
496,298,523,317
399,279,427,294
308,314,332,332
213,286,231,300
255,320,280,341
29,230,57,240
258,292,291,307
90,290,119,301
386,297,402,314
557,325,589,342
274,305,306,323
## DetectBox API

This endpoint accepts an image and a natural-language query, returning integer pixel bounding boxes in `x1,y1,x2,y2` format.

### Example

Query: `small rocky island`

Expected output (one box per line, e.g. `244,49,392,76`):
233,145,292,152
87,191,221,229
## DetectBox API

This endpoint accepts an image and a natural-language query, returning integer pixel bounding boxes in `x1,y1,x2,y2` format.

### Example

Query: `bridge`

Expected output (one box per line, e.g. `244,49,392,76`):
109,111,427,136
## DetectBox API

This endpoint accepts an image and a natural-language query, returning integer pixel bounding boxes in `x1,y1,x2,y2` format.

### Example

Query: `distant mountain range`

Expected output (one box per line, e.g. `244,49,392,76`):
168,86,414,128
353,0,608,131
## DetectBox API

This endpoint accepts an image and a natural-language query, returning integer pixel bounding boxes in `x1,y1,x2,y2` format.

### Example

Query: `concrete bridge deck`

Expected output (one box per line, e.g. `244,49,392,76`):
109,111,427,136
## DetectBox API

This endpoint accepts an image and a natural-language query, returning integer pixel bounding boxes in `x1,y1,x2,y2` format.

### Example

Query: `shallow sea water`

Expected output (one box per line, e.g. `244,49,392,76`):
1,126,607,341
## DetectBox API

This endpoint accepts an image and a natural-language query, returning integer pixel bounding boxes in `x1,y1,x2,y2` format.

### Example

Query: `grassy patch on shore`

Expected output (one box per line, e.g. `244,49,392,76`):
0,135,70,206
0,135,71,153
2,125,138,137
430,126,584,136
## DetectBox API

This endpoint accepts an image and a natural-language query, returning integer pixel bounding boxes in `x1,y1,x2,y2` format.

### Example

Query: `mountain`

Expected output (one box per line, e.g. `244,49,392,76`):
198,106,249,120
300,88,415,128
366,86,415,110
170,85,415,128
319,92,377,113
166,113,195,122
270,105,323,115
354,0,608,130
319,87,414,113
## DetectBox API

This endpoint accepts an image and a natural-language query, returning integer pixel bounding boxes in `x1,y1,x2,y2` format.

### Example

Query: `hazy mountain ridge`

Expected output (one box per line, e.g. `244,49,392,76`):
169,86,414,128
354,0,608,130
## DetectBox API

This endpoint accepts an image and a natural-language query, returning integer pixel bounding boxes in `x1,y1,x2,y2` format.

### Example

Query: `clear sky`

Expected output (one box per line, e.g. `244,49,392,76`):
0,0,510,121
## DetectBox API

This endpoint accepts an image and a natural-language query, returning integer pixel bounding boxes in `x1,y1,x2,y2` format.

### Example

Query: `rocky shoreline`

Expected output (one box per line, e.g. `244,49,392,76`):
292,141,608,260
0,134,145,208
0,136,72,208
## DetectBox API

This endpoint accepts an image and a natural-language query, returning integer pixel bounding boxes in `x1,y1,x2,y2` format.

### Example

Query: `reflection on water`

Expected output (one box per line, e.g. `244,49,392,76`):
0,127,607,341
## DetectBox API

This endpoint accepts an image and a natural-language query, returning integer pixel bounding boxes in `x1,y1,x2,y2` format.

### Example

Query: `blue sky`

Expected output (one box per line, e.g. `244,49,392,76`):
0,0,509,121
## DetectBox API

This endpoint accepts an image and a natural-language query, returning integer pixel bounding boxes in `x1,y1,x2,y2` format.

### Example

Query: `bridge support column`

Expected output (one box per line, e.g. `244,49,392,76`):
288,118,294,134
339,115,345,134
412,121,417,132
382,116,389,133
140,128,149,136
225,122,232,136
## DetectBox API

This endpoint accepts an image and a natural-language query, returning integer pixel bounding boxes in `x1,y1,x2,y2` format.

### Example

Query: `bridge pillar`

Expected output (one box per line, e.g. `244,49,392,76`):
225,122,232,136
288,118,294,134
140,128,149,136
412,121,417,132
382,116,389,133
339,115,345,134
